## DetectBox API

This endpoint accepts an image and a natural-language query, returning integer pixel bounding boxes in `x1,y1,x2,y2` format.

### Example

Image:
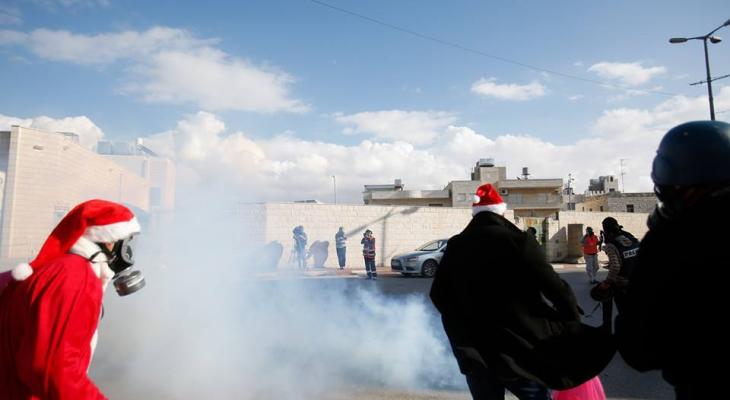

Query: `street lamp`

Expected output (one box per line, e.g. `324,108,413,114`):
669,18,730,121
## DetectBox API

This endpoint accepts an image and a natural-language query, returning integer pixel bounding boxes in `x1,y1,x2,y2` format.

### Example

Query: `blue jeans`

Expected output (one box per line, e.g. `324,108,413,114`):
465,372,550,400
364,258,376,278
336,247,346,268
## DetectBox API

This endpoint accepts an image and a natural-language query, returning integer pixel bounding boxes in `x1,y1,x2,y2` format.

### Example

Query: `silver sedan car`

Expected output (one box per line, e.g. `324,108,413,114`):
390,239,448,277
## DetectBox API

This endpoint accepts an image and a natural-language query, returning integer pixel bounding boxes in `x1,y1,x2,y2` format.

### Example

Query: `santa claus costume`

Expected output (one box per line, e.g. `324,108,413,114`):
0,199,140,400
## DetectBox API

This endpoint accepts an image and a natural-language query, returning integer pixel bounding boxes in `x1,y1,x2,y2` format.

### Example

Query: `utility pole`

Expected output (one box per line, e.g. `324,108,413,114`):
566,173,575,210
332,175,337,204
619,159,626,192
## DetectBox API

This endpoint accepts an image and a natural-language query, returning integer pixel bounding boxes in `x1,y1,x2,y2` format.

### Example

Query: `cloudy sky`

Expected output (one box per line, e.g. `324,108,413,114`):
1,0,729,202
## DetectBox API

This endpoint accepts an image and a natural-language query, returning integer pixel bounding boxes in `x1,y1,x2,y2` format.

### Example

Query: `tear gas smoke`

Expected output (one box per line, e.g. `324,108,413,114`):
89,188,463,399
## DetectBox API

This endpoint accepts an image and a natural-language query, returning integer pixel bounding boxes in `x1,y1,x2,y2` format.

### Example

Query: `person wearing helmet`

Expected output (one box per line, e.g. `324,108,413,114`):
596,216,639,333
616,120,730,399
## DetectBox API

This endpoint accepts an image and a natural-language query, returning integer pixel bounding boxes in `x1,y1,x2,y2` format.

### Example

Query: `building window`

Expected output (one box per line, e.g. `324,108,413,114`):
600,206,604,212
626,204,635,213
536,193,548,202
589,208,593,212
609,188,616,192
582,207,585,211
500,188,508,195
510,194,522,204
150,187,161,207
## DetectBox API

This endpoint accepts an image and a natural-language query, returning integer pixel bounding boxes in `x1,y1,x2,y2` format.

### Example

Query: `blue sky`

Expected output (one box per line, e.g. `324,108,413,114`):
1,0,729,202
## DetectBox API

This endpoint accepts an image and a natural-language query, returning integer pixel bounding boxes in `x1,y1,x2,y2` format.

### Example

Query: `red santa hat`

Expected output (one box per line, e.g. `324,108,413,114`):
472,183,507,216
11,199,140,281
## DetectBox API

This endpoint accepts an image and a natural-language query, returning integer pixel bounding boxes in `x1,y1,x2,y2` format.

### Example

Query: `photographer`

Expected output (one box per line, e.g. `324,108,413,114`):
616,121,730,399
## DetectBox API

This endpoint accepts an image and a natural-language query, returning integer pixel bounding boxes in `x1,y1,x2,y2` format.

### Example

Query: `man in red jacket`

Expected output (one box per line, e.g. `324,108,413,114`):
0,199,143,399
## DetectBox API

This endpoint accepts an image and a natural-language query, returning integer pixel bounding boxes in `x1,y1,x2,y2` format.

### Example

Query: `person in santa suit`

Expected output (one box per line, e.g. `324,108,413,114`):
430,183,586,399
0,199,145,400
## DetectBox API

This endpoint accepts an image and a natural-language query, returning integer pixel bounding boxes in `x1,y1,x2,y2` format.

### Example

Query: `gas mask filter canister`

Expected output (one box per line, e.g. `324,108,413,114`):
103,235,146,296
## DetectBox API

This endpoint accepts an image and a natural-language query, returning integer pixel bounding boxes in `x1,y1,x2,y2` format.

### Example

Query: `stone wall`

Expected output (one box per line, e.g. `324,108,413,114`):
237,203,493,269
237,203,651,269
540,211,650,263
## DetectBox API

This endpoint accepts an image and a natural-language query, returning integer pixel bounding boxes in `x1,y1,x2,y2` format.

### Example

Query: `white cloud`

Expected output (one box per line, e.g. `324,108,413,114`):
334,110,457,145
588,61,666,86
155,87,730,202
470,78,546,101
32,0,109,10
569,95,584,101
0,27,307,113
0,5,21,25
0,114,103,149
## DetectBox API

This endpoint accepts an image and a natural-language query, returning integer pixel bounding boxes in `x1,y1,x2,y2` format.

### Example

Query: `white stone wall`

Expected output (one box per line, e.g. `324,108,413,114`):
239,203,503,270
0,126,150,266
543,211,650,262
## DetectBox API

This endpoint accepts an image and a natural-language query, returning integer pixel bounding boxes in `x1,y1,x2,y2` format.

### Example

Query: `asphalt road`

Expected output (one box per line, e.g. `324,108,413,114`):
329,265,675,400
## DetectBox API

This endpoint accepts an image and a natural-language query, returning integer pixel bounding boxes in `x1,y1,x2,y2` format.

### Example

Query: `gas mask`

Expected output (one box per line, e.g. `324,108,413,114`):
99,235,146,296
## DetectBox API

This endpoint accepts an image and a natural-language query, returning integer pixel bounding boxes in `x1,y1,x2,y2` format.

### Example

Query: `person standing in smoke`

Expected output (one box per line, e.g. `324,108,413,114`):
431,183,582,400
335,226,347,270
616,120,730,399
361,229,376,279
293,225,308,269
0,199,145,399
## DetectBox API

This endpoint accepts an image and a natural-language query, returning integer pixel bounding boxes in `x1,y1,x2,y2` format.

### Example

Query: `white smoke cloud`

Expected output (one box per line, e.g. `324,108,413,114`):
90,196,462,399
0,113,103,149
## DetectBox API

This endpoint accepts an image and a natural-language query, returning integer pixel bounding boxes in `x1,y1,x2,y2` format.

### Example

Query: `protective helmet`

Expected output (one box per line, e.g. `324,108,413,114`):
601,217,622,233
651,120,730,186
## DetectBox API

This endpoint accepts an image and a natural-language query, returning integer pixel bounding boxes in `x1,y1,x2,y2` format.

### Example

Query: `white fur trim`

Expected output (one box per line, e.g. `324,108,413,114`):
69,236,114,282
83,217,140,243
12,263,33,281
473,194,481,203
472,202,507,216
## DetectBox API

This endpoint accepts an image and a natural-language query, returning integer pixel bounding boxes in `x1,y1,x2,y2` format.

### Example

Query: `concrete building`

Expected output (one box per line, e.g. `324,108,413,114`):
0,126,174,267
97,138,176,214
575,192,657,214
363,159,563,217
587,175,620,195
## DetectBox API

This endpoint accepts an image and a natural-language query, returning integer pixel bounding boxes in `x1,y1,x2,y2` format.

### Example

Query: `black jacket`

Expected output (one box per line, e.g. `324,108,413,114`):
616,190,730,388
430,211,613,389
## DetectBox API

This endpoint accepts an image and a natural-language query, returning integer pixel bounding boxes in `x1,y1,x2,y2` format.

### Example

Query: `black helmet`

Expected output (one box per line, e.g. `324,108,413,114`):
601,217,621,233
651,120,730,186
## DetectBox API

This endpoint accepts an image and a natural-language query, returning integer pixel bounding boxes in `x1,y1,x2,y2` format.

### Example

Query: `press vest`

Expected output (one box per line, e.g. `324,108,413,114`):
606,233,640,278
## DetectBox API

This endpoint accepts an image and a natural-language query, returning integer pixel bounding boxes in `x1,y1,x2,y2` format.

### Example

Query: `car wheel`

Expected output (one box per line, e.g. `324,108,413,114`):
421,260,438,278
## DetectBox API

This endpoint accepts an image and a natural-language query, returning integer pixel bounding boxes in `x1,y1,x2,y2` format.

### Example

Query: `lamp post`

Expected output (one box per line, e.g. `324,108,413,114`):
670,18,730,121
332,175,337,204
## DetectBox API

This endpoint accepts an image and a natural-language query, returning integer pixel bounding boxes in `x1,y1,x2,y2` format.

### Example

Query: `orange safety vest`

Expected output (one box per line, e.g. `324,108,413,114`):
582,235,600,255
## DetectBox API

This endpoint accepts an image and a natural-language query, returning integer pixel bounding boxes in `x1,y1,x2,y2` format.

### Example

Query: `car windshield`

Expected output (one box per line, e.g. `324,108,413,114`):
416,240,445,251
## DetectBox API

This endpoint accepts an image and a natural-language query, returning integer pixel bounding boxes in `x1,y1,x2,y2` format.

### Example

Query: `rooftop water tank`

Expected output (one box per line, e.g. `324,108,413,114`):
478,158,495,167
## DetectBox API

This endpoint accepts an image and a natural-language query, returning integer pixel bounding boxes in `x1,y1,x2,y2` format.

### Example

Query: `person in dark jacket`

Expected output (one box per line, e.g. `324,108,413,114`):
596,217,639,333
616,120,730,399
430,183,582,400
361,229,376,279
